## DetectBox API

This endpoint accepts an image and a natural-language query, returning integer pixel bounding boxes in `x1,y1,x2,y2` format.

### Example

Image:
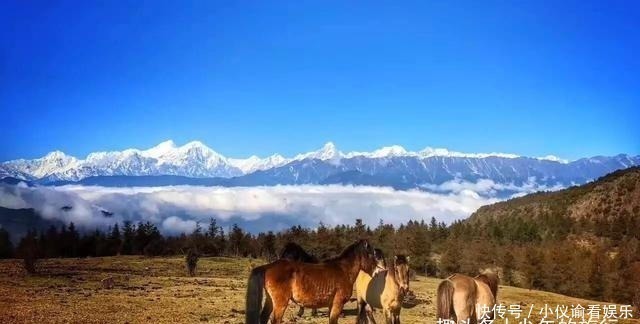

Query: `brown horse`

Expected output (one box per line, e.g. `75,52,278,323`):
436,271,499,324
278,242,320,317
355,253,411,324
245,239,377,324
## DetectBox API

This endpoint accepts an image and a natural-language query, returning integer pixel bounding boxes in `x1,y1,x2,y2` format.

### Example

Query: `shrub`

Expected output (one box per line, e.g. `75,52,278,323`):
185,249,200,276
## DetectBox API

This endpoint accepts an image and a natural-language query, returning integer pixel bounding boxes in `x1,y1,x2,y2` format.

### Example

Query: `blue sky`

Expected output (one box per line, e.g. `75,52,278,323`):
1,1,638,161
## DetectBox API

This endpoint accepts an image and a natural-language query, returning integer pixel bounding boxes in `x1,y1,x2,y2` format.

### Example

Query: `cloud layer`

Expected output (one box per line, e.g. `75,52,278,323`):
1,179,563,234
420,177,565,198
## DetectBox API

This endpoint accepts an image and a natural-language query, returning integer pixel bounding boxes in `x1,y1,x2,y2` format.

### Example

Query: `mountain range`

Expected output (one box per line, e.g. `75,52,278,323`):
1,140,639,192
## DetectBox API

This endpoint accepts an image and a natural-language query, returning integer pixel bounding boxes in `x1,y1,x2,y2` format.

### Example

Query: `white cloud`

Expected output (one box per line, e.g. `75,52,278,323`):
162,216,197,234
1,181,560,234
421,177,565,197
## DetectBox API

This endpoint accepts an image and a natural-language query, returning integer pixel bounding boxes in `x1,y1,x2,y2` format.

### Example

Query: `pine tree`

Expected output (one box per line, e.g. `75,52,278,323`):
521,246,544,289
588,246,607,299
407,222,430,274
439,240,462,277
67,222,79,257
189,221,207,252
0,228,13,258
121,221,134,255
133,221,146,254
229,224,245,257
108,223,122,255
262,231,277,261
44,225,59,258
429,217,438,230
373,220,395,257
17,229,39,273
354,219,366,238
501,249,515,286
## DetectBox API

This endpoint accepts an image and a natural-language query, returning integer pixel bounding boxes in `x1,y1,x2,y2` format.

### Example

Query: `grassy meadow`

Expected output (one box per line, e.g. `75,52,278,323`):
0,256,636,323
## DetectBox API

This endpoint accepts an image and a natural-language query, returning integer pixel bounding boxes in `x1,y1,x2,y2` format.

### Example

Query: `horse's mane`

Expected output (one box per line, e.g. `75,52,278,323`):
374,249,386,268
387,257,396,279
395,255,408,265
475,271,499,298
279,242,319,263
388,255,408,280
326,239,369,262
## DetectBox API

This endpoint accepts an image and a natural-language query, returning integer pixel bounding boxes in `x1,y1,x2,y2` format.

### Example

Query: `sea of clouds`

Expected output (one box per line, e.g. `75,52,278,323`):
0,178,563,234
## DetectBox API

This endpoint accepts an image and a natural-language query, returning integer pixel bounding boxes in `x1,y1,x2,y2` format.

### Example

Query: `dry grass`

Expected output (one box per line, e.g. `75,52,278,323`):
0,256,636,323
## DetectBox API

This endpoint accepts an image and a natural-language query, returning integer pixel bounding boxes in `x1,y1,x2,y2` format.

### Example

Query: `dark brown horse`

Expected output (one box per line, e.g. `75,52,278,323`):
279,242,319,263
246,239,377,324
279,242,319,317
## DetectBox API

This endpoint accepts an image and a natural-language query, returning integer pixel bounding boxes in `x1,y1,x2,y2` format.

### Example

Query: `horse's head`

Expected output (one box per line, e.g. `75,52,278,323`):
353,239,378,274
372,248,387,275
394,255,410,295
280,242,319,263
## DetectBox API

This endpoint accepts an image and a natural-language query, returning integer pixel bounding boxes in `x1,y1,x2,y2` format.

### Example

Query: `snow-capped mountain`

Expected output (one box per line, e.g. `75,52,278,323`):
2,140,243,181
1,141,638,190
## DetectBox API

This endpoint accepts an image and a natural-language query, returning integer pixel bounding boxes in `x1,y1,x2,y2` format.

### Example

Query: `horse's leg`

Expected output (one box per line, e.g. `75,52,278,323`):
357,301,365,324
365,304,377,324
453,290,476,324
328,297,345,324
270,304,287,324
383,308,392,324
392,309,401,324
260,293,273,324
269,294,289,324
312,308,318,317
297,306,305,317
357,300,375,324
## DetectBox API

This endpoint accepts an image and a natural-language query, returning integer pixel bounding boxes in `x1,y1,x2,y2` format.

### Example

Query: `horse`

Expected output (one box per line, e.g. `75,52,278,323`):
245,239,378,324
278,242,320,317
355,252,411,324
436,271,499,324
279,242,319,263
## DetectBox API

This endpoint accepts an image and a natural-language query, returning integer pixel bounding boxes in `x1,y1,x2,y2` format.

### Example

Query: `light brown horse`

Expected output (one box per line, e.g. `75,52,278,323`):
436,271,499,324
355,253,411,324
245,239,377,324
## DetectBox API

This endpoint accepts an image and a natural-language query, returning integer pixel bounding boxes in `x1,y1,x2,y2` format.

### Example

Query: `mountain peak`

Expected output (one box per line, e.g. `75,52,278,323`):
418,147,520,159
537,155,568,164
370,145,408,158
143,140,177,158
323,141,336,149
296,142,341,161
44,150,69,160
179,141,221,160
320,141,338,154
155,139,177,150
3,139,635,183
182,140,207,149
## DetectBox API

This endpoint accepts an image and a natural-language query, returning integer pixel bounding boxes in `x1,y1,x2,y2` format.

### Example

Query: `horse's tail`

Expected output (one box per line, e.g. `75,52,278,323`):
436,279,455,322
468,281,478,324
245,266,266,324
476,272,499,300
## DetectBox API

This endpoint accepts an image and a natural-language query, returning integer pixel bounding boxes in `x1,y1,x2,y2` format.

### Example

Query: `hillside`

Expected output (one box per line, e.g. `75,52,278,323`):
467,166,640,241
437,167,639,311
